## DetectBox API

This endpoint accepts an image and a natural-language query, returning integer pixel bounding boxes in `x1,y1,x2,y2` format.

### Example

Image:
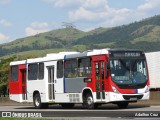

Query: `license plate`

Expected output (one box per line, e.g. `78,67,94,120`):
130,97,137,101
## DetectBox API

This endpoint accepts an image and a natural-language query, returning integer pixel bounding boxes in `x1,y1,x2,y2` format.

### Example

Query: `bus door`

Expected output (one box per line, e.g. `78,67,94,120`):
9,64,27,102
21,69,27,100
47,66,55,101
93,55,106,101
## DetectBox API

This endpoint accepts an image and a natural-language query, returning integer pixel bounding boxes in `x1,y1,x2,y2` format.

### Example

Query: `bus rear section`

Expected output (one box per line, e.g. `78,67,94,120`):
9,60,27,102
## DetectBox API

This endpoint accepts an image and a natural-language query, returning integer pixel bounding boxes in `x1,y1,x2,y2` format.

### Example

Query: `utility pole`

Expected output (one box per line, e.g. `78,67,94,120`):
61,22,77,51
62,22,76,29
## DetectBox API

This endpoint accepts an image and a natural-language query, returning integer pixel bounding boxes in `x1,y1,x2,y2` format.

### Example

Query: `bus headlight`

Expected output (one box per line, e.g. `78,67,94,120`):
112,86,120,94
145,86,149,93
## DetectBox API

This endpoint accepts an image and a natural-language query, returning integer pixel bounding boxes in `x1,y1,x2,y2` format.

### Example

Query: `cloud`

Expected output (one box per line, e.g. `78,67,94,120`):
44,0,107,10
83,0,107,10
69,0,132,27
69,0,160,28
43,0,160,28
0,19,12,27
25,27,49,36
0,32,9,44
138,0,160,11
43,0,133,26
25,22,50,36
69,7,97,21
43,0,81,7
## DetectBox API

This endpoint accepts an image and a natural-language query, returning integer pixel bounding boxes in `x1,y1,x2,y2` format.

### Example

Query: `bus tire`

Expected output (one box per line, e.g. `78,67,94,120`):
83,93,96,109
33,93,48,109
61,103,74,109
117,102,129,109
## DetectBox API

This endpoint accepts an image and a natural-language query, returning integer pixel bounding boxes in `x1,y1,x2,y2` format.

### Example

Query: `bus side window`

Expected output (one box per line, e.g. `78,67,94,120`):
64,59,77,78
11,65,18,82
78,57,92,77
38,63,44,80
28,63,38,80
57,61,63,78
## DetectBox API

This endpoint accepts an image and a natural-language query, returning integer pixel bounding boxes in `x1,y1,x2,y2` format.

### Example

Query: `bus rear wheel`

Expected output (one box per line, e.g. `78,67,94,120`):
33,93,48,109
117,102,129,109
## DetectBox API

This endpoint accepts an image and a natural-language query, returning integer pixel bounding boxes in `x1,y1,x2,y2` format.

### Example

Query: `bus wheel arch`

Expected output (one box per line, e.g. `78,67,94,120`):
33,91,40,100
82,88,92,99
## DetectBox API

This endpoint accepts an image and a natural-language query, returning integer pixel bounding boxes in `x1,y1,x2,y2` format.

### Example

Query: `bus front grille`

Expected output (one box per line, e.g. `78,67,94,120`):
123,94,143,100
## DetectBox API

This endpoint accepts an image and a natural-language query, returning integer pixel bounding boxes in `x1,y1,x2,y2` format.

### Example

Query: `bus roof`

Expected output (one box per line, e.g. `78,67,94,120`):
10,48,144,65
10,60,26,66
65,49,110,59
26,51,80,63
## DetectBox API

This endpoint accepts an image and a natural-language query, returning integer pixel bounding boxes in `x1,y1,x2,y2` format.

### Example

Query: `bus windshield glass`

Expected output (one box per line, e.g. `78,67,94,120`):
110,58,148,87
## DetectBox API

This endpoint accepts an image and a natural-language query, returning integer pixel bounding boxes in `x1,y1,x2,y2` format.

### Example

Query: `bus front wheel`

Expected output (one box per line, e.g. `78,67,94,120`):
83,93,97,109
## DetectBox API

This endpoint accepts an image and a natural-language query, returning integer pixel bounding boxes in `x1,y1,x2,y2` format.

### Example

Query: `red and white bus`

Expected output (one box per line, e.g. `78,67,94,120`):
9,49,150,109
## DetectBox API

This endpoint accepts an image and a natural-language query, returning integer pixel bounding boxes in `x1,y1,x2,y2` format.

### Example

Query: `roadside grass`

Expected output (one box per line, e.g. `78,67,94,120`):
0,118,51,120
0,118,68,120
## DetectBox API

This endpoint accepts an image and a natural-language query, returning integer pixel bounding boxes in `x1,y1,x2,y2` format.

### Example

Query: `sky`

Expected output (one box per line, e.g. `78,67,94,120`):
0,0,160,44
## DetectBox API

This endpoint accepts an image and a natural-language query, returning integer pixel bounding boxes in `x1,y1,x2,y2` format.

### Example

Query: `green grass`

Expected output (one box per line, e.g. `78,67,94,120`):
131,26,160,44
88,27,110,35
96,42,115,48
72,45,87,52
44,28,87,41
0,118,51,120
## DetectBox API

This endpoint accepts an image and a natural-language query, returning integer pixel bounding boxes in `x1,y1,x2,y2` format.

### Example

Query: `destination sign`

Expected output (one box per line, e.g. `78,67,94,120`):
110,51,144,58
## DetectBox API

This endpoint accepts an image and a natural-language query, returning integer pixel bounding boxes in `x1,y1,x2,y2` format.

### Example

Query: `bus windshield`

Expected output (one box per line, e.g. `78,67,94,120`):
110,58,148,87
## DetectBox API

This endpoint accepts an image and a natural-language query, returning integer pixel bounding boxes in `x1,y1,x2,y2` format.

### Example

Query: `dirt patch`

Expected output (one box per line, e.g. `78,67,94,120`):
0,97,31,106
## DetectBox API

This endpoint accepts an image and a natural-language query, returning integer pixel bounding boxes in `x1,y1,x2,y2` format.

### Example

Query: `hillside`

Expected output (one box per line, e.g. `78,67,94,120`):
74,15,160,52
1,15,160,58
0,28,88,57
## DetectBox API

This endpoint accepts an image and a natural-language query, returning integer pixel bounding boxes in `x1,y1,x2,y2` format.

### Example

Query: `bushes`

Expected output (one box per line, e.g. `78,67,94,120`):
0,56,16,97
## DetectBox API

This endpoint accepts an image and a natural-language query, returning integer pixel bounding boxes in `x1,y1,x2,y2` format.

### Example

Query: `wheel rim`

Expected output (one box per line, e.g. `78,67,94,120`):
35,97,40,106
87,96,93,105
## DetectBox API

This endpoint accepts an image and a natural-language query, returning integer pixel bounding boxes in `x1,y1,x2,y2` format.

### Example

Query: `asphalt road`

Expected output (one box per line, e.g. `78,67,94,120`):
0,104,160,119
